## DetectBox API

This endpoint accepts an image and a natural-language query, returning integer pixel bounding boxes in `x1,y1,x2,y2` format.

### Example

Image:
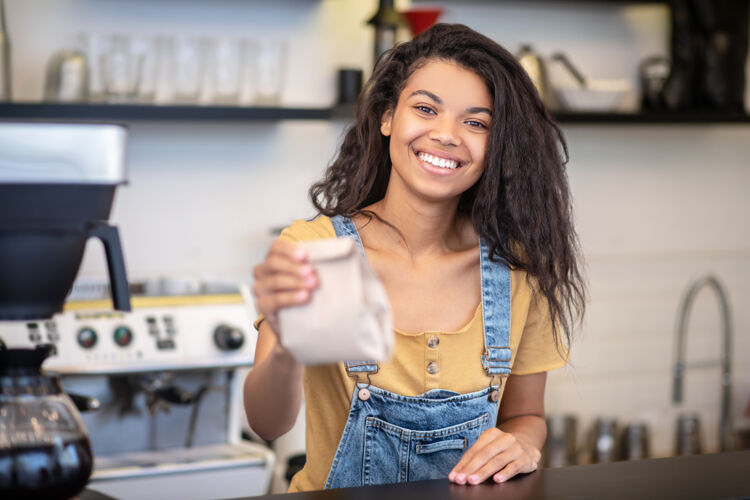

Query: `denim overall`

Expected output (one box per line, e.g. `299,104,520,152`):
324,215,512,489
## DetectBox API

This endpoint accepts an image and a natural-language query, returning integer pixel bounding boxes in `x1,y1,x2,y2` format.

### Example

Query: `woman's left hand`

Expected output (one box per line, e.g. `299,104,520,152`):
448,427,541,485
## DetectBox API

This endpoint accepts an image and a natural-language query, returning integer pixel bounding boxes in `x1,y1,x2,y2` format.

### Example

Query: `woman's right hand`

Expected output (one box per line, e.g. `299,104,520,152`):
252,239,319,336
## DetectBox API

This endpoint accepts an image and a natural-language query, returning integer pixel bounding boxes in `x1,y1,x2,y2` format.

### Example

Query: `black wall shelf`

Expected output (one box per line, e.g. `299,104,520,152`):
553,111,750,124
1,102,749,125
0,102,331,122
428,0,669,3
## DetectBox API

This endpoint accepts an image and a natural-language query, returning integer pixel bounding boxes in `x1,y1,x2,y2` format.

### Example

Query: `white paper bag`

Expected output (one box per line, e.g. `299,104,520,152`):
278,237,394,365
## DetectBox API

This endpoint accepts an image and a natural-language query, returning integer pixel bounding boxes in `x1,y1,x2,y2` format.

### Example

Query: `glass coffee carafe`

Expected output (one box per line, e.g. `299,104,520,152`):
0,344,93,499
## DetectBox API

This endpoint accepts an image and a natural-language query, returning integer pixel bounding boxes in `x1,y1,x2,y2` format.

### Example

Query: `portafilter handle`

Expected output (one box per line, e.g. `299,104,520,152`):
87,221,131,312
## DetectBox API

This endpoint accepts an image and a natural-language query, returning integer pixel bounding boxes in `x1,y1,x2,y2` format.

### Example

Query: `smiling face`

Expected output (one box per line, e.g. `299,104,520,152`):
380,59,493,207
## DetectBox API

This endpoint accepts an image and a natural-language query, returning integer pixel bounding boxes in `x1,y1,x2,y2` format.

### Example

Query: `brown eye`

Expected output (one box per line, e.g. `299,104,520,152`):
465,120,487,129
415,105,436,115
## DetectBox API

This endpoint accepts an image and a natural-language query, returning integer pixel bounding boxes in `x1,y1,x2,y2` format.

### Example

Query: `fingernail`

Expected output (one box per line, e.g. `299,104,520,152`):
494,474,504,483
304,275,317,287
296,290,309,301
456,473,466,484
448,472,456,481
299,265,313,276
293,247,307,260
468,475,480,485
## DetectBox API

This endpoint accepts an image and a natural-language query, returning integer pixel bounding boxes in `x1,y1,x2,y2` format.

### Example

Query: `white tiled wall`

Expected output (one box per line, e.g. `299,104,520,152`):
6,0,750,459
548,125,750,458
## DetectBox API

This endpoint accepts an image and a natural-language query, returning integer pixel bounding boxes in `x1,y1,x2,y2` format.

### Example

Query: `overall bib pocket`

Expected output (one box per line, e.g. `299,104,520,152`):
363,412,491,485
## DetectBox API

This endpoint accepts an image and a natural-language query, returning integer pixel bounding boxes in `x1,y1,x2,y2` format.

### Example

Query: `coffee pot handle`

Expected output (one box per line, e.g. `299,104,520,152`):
87,221,131,311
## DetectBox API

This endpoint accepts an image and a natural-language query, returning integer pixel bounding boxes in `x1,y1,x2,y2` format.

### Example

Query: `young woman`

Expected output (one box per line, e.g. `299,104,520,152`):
244,23,586,491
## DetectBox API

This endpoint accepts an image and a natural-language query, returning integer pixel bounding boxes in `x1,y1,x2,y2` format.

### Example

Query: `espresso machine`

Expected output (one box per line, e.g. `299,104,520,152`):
0,122,273,499
1,283,274,500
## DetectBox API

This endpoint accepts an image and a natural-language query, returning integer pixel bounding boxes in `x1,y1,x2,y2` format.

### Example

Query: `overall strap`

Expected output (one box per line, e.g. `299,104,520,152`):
330,215,366,257
479,239,512,376
330,215,379,376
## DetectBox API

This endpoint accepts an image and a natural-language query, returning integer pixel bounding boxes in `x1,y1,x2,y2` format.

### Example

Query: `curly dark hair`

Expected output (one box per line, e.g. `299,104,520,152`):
310,23,586,349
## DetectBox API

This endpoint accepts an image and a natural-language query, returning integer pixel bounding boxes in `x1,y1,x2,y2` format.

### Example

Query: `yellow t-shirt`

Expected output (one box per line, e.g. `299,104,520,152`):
267,217,566,492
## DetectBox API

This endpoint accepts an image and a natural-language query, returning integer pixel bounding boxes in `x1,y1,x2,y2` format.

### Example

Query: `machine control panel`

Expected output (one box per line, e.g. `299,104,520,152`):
0,292,257,374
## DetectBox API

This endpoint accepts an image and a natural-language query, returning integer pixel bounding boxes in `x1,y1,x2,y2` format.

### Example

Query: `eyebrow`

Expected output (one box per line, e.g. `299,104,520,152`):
409,89,493,116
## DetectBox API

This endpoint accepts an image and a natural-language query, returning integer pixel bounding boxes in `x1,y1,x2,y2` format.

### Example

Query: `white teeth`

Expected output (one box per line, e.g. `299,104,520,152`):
418,152,459,169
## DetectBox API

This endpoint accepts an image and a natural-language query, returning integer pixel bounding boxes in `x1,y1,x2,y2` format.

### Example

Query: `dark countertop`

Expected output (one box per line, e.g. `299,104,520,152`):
80,490,118,500
80,451,750,500
239,451,750,500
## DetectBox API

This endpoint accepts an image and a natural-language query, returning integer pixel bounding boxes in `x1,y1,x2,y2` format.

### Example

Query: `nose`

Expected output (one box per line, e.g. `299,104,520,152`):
428,116,461,147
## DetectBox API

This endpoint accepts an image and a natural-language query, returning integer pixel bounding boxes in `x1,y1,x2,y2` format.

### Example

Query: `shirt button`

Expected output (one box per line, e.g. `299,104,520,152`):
427,336,439,349
427,362,439,375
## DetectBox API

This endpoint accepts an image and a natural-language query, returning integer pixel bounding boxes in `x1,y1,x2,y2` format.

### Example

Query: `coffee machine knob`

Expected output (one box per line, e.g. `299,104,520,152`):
113,326,133,347
213,325,245,351
77,327,98,349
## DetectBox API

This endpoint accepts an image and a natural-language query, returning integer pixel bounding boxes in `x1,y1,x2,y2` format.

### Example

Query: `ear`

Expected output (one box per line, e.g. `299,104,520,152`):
380,109,393,136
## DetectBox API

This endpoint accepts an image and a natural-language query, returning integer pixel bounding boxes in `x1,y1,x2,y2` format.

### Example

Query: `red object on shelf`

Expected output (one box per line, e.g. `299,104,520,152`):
401,8,443,36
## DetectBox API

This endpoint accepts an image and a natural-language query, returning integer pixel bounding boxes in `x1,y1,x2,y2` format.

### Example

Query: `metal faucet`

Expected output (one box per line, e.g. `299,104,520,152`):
672,275,733,452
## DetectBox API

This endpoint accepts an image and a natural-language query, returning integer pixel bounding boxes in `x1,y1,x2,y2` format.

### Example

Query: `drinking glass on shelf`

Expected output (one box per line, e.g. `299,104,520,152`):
132,36,159,104
77,32,109,102
255,39,287,105
100,35,142,103
152,35,176,105
207,37,242,105
238,39,258,106
172,36,208,104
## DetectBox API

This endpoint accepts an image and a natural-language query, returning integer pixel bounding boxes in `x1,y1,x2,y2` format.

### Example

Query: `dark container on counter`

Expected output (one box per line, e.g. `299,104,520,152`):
619,422,651,461
590,417,619,464
675,413,703,456
543,415,578,468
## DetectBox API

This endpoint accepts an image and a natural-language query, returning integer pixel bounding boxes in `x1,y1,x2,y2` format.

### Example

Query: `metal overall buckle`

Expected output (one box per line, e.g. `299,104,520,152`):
347,364,378,402
355,372,373,401
488,375,503,402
